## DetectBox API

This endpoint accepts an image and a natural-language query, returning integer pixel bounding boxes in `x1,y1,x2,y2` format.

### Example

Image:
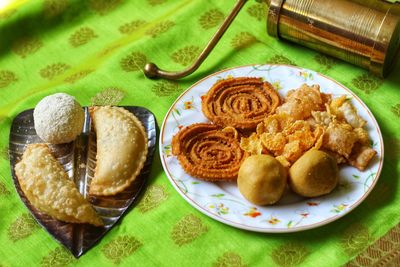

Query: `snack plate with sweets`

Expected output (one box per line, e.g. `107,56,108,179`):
9,104,157,257
160,64,383,233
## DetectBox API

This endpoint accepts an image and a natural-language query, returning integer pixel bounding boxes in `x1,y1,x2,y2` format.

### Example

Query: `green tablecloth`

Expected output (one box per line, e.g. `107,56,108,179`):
0,0,399,266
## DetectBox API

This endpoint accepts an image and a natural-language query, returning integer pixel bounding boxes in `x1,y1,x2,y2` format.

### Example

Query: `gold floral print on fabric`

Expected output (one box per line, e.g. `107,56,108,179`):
101,235,142,264
352,73,383,94
271,243,309,267
145,20,175,38
43,0,69,18
40,247,75,267
137,184,169,213
147,0,167,6
267,54,296,66
69,27,98,47
39,63,71,80
213,252,247,267
91,87,126,106
0,180,10,196
120,52,147,72
231,32,257,50
64,69,94,84
346,224,400,267
391,104,400,117
7,214,39,242
119,20,146,34
171,45,201,66
246,3,267,21
341,223,372,256
0,70,17,88
314,54,338,71
88,0,123,15
151,80,181,97
171,214,208,246
11,36,43,58
199,9,224,30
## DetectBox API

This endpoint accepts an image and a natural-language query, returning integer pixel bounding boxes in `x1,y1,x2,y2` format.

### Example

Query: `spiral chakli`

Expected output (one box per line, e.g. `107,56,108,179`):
201,77,281,130
172,123,247,181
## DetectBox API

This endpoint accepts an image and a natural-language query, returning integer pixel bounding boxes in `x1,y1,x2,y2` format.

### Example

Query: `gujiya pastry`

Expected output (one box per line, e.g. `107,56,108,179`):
172,77,376,206
15,94,148,226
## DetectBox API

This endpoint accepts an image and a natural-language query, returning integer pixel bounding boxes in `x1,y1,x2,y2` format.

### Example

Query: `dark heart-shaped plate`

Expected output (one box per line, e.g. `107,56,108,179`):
9,106,157,258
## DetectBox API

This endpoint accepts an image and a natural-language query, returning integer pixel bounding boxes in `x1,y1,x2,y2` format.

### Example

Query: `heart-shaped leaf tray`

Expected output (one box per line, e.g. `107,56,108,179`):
9,106,157,258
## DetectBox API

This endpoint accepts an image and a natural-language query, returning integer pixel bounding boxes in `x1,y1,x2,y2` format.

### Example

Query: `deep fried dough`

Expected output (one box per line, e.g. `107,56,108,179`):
89,106,148,196
15,144,103,226
172,123,248,181
202,77,280,130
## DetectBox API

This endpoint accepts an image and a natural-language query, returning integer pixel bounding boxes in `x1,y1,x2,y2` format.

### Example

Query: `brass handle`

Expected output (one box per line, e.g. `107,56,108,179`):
144,0,248,80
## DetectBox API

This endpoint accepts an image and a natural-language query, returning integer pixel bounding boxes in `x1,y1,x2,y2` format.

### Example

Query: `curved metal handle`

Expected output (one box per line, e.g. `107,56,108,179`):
144,0,248,80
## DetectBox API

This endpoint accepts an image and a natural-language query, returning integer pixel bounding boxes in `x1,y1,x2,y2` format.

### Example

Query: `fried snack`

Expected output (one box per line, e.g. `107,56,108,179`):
201,77,280,130
89,106,148,196
241,114,322,164
172,123,247,181
322,122,358,159
348,144,377,171
277,84,331,120
15,144,103,226
241,82,377,171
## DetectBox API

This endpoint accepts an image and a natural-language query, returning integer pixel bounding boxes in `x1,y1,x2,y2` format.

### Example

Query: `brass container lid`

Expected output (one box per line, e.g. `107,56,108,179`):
267,0,400,77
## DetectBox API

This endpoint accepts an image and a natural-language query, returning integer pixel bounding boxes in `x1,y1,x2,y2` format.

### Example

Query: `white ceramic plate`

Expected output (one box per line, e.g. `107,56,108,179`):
159,64,384,233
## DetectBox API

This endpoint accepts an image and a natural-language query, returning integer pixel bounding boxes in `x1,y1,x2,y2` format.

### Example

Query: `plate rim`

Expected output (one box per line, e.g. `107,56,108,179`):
159,64,384,233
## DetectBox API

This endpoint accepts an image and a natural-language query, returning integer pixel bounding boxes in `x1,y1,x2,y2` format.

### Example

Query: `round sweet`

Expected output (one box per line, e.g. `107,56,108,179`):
289,150,339,197
34,93,84,144
238,155,287,205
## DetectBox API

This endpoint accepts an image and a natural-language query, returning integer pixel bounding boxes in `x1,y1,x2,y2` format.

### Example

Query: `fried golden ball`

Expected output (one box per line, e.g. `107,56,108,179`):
238,155,287,205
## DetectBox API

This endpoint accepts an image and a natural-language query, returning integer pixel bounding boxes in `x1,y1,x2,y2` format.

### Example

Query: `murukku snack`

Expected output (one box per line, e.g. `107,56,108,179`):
172,123,248,181
201,77,280,130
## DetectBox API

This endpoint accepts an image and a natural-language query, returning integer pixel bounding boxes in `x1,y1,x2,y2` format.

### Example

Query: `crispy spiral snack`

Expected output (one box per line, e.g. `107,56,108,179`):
201,77,280,130
172,123,248,181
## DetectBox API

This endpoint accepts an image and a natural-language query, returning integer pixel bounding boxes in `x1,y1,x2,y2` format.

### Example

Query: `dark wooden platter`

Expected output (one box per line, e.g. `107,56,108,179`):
9,106,157,258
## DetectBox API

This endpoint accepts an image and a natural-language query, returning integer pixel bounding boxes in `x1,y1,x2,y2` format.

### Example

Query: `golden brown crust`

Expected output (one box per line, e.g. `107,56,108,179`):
201,77,280,130
89,106,148,196
172,123,248,181
15,144,103,226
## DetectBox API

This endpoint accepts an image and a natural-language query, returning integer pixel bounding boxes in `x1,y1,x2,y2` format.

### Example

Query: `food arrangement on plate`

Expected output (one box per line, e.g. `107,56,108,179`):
171,76,377,206
9,93,156,256
161,65,383,232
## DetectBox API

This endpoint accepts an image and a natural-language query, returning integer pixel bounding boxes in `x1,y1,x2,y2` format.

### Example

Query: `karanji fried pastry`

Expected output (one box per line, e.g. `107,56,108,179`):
15,144,103,226
201,77,280,130
89,106,148,196
172,123,248,181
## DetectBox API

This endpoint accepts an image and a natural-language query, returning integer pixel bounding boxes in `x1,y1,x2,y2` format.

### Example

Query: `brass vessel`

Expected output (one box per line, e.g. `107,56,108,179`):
145,0,400,79
268,0,400,77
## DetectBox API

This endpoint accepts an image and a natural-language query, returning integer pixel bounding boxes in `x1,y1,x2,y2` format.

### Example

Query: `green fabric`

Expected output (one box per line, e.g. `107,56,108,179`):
0,0,399,266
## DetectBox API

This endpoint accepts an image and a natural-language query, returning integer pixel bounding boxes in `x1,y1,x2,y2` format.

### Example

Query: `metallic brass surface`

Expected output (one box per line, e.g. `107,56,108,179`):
267,0,400,77
144,0,400,80
144,0,248,80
